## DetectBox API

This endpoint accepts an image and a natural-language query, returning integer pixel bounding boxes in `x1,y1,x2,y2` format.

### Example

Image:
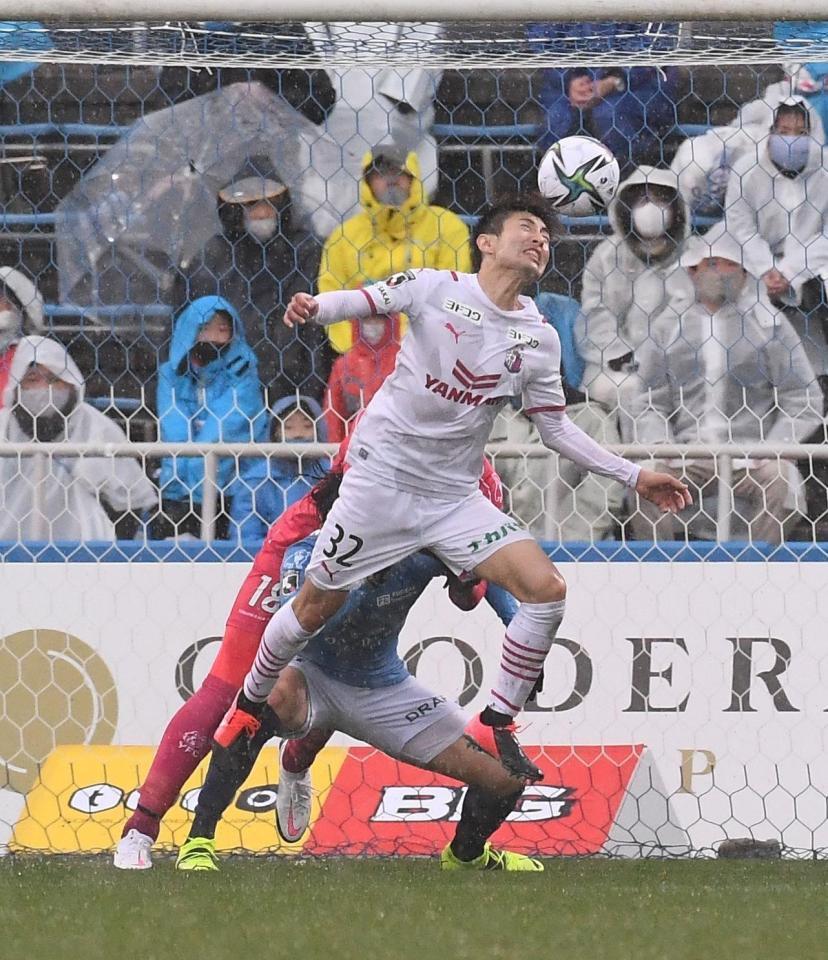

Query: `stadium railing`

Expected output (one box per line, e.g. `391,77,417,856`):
0,439,823,542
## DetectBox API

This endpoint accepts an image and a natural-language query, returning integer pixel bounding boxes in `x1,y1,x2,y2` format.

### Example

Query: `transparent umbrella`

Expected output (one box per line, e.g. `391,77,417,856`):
55,81,337,302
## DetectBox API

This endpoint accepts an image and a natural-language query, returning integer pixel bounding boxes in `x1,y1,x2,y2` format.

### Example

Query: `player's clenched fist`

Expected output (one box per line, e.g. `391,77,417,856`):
284,292,319,327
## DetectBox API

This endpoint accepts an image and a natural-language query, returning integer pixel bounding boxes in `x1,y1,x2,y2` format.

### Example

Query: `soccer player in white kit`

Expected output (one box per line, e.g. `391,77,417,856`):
216,195,691,779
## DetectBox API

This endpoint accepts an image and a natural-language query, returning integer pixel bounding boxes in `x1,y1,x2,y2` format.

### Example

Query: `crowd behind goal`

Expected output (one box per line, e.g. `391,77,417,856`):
2,19,828,548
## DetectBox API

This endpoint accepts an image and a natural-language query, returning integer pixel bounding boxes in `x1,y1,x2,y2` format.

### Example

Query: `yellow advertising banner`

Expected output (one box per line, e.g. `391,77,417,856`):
11,745,350,854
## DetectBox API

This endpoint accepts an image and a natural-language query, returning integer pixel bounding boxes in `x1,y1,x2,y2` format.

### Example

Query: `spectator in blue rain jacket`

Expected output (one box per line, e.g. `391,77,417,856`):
528,22,681,175
231,393,328,543
152,295,267,540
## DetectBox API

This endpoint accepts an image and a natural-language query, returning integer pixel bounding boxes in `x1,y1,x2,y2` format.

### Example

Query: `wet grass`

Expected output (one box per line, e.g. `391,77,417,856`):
1,856,826,960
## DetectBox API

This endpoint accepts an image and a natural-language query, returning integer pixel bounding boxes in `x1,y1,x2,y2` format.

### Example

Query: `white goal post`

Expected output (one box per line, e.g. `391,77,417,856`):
5,2,827,20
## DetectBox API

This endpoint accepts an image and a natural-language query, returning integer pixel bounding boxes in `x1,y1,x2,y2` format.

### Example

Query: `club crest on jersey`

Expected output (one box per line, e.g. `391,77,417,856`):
504,347,524,373
443,298,483,325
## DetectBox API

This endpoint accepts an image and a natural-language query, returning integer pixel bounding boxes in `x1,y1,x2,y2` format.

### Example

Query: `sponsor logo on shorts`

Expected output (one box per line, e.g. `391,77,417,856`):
507,327,539,349
443,297,483,325
467,521,522,554
404,695,447,723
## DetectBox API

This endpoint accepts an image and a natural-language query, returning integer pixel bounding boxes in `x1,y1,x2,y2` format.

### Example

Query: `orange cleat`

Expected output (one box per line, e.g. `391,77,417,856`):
214,691,263,749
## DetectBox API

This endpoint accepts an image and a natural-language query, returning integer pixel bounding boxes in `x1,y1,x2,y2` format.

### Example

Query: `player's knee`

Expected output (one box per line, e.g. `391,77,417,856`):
522,568,566,604
266,668,308,731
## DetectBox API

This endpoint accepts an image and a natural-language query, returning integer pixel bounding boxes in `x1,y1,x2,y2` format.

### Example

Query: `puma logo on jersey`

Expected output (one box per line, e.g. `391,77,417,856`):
507,327,540,349
443,298,483,325
424,372,501,407
445,322,467,343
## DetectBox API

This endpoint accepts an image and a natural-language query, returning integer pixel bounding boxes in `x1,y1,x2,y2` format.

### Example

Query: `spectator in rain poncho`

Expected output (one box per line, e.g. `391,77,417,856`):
673,82,827,218
324,313,401,442
153,296,267,540
577,165,693,440
232,394,328,543
629,226,822,543
0,266,45,410
0,336,156,542
724,98,828,377
318,146,470,354
303,21,442,234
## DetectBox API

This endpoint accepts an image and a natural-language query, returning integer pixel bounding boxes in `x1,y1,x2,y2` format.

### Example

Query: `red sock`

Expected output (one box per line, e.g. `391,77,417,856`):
122,674,237,840
281,728,334,774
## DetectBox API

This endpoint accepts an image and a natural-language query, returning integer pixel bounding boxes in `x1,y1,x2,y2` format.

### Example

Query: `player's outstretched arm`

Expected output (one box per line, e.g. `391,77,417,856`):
530,408,692,511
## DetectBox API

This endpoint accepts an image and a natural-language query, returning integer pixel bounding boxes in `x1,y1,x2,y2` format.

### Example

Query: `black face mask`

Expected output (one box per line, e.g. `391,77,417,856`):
189,341,230,366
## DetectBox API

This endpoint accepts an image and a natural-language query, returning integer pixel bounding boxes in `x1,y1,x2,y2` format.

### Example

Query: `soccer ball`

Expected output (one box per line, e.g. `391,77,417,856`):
537,136,620,217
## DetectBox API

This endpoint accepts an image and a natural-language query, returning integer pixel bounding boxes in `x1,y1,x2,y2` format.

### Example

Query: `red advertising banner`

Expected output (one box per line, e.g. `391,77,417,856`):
306,745,644,857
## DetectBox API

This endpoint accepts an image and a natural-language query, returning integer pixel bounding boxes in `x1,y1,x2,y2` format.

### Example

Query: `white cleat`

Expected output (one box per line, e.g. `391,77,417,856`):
113,829,153,870
276,741,313,843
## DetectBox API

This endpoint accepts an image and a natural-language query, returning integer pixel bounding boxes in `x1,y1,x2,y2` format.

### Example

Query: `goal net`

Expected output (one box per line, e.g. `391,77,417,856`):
1,14,828,861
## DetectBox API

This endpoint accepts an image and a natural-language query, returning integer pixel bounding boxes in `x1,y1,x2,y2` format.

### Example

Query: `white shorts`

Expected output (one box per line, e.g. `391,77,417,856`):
306,466,533,591
286,658,468,765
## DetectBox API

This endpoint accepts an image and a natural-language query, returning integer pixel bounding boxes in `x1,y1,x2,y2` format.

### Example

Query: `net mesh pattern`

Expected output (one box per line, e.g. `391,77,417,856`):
0,20,827,859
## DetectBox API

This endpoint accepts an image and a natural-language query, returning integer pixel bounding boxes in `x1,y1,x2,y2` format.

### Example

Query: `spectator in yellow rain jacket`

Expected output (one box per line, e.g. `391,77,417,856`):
317,145,472,353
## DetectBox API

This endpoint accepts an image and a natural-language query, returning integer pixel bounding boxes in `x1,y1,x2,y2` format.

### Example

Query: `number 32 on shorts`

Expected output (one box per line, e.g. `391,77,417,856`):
322,523,364,567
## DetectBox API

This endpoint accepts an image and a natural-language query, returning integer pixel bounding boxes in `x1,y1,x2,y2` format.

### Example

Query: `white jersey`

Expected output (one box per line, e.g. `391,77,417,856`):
346,269,566,500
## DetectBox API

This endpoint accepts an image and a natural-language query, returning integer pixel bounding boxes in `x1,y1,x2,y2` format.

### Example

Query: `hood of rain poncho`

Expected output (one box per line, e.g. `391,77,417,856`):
167,295,254,381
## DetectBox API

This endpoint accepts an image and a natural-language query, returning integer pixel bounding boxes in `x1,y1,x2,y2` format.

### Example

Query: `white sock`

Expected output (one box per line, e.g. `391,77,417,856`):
488,599,565,717
243,601,314,702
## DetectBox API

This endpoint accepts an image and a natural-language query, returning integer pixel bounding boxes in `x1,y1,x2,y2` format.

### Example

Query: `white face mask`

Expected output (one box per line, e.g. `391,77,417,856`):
767,133,811,174
244,215,277,241
18,383,72,417
631,201,673,239
359,318,387,346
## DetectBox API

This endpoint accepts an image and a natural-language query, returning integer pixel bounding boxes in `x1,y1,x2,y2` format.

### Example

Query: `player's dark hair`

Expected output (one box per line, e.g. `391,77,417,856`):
310,467,345,522
470,193,559,272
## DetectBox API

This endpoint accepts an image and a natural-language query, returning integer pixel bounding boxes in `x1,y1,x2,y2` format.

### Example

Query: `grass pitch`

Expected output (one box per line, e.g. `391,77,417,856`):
2,856,826,960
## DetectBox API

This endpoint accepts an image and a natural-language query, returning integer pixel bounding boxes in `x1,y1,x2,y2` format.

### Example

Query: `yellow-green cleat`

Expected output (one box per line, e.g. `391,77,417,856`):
176,836,220,872
440,842,544,872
